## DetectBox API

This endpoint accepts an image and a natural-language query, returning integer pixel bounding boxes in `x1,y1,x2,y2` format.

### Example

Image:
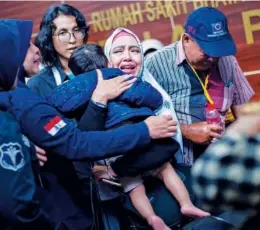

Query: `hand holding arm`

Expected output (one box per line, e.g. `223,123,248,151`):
91,69,136,105
144,115,178,139
118,79,163,110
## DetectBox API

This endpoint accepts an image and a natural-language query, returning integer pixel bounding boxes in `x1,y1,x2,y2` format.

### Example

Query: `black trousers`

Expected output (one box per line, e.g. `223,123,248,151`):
111,137,179,177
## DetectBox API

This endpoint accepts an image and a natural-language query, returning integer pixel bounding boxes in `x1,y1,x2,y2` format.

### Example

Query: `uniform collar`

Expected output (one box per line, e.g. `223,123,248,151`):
55,62,69,82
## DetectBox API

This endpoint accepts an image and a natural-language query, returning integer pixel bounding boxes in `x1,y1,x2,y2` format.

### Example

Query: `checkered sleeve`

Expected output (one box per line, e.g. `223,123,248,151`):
192,132,260,212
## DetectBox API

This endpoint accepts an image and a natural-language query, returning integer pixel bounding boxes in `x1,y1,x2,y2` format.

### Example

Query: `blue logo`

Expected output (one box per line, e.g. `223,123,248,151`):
212,22,222,32
0,143,25,171
208,22,227,38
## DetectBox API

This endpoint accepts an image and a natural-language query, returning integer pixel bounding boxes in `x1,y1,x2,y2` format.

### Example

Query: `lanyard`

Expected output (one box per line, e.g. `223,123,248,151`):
188,63,214,105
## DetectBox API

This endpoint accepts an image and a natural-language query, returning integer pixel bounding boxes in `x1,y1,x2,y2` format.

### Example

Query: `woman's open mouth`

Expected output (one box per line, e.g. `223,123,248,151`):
120,65,136,74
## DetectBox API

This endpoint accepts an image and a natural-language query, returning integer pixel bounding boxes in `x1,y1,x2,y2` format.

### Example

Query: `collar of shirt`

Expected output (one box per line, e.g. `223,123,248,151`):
176,35,187,66
54,61,69,83
54,61,69,82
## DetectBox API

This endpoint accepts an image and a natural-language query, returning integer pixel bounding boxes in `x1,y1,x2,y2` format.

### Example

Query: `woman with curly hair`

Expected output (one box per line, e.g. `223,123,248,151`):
27,4,89,98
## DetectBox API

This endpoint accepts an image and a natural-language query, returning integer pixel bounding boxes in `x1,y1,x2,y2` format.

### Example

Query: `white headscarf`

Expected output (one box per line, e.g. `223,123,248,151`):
105,28,183,159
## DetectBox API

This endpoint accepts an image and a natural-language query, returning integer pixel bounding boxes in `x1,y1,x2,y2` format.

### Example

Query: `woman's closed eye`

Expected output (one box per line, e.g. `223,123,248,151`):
112,49,123,54
131,48,140,54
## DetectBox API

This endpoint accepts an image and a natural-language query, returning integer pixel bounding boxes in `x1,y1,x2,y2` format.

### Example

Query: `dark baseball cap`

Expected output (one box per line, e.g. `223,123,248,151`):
185,7,237,57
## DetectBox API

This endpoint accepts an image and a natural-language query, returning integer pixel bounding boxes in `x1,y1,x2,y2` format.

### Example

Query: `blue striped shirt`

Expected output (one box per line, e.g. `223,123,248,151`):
145,39,254,165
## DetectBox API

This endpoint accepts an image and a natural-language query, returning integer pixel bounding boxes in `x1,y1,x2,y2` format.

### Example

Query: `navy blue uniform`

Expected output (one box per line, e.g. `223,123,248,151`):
0,19,152,230
3,86,150,161
0,111,61,229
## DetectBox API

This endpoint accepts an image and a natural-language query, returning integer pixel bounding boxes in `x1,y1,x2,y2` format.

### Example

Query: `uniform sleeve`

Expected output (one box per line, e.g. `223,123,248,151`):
77,99,107,131
45,72,97,117
9,87,150,161
45,68,123,117
118,78,163,110
27,77,51,99
0,114,54,229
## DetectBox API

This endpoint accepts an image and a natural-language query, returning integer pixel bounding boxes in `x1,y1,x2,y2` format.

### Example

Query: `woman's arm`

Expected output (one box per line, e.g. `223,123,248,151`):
77,100,107,131
46,69,135,118
77,69,136,131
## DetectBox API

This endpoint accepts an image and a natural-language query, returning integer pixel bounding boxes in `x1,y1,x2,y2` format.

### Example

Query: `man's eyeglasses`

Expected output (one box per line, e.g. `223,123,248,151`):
53,28,86,43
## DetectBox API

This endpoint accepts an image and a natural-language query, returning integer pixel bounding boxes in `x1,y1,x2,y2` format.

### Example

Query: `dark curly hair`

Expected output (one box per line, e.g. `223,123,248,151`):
36,4,89,67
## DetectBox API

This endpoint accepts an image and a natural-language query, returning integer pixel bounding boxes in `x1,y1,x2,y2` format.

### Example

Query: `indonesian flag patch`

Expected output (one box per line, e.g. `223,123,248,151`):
44,116,66,136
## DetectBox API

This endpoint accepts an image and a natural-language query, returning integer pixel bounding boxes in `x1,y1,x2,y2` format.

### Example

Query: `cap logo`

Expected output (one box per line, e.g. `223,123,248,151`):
187,25,196,35
208,22,227,38
214,23,222,31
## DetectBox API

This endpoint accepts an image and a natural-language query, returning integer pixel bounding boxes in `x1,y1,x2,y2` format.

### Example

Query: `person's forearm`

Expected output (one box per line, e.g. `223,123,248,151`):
231,104,243,119
91,90,108,105
77,100,107,131
180,123,190,140
19,102,151,161
63,122,151,160
9,88,151,161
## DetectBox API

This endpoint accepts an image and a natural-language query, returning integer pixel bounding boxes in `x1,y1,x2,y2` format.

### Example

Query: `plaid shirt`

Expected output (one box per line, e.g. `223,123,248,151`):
192,132,260,213
145,39,254,165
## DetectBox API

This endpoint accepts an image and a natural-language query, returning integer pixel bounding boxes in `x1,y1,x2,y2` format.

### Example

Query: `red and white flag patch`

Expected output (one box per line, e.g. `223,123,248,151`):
44,116,66,136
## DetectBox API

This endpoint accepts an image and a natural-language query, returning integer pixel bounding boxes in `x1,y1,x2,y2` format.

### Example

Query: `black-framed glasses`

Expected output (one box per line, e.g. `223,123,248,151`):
53,28,86,43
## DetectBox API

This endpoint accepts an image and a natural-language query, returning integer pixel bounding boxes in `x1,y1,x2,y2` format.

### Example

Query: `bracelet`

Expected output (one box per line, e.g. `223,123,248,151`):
91,99,107,109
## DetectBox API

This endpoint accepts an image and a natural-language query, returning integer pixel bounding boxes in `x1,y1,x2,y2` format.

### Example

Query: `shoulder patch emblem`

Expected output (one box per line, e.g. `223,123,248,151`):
0,143,25,171
44,116,66,136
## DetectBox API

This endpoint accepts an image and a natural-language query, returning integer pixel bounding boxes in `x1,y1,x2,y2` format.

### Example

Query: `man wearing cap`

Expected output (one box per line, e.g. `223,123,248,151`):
145,7,254,165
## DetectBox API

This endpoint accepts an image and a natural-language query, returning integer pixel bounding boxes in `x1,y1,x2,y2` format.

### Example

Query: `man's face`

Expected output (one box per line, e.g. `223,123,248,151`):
183,34,219,70
23,42,40,77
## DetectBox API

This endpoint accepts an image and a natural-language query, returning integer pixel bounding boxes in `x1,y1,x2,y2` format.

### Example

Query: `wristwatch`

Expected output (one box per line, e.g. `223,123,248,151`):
91,99,107,109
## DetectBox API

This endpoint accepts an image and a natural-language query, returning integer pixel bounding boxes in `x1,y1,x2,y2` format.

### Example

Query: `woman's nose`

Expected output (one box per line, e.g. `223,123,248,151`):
69,34,77,43
123,50,131,60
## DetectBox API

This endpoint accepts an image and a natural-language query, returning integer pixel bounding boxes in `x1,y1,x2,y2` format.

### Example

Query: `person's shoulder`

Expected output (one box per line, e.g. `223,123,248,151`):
145,42,179,64
0,110,17,129
219,55,238,65
102,67,124,76
0,110,12,119
27,68,52,87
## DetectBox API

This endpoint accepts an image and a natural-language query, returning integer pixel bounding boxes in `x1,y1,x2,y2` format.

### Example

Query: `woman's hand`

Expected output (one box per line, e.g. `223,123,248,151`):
91,69,136,105
144,115,178,139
